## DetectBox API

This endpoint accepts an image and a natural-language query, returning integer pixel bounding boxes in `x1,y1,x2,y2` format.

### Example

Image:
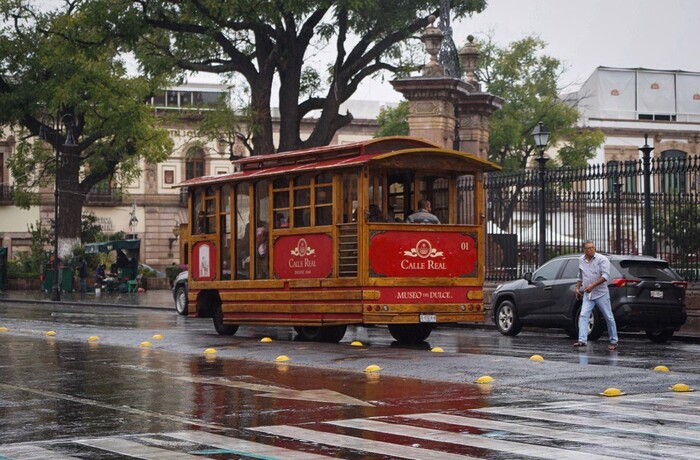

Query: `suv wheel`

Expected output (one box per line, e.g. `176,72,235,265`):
646,329,674,343
574,307,604,341
175,285,188,316
495,300,522,336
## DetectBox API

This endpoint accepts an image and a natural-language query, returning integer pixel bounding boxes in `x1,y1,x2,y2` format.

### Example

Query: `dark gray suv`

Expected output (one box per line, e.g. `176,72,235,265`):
491,254,687,342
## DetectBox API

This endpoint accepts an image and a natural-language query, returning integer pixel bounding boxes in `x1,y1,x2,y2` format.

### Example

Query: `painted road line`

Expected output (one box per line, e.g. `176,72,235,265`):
171,376,373,406
404,412,699,460
0,445,79,460
474,407,700,443
328,418,617,460
165,430,334,460
76,438,204,459
250,425,477,460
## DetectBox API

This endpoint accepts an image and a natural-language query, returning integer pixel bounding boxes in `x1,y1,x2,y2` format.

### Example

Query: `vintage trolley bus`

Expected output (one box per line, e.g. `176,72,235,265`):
178,136,499,343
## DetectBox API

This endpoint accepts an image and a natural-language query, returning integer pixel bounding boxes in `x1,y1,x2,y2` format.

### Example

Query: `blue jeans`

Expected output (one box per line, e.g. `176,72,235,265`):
578,292,618,343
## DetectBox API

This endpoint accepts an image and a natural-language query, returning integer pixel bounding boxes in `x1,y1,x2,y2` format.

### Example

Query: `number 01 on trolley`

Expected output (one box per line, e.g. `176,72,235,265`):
177,136,500,344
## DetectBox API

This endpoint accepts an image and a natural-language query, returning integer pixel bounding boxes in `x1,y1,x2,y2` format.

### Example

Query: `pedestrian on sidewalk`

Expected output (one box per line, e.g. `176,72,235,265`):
573,240,619,351
77,256,88,293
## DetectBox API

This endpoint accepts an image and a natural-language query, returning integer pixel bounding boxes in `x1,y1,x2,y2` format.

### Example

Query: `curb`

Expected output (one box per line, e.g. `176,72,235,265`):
0,296,171,312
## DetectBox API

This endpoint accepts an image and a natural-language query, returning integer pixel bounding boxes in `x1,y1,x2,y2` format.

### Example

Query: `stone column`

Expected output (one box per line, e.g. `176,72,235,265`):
456,93,502,160
391,19,502,156
391,78,471,149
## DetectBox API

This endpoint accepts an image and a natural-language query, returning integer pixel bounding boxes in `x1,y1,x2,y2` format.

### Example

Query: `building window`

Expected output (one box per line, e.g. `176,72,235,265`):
624,160,638,193
661,149,687,193
185,147,205,180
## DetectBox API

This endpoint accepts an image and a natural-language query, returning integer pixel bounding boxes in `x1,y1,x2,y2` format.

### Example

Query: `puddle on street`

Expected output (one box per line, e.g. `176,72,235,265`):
0,333,488,446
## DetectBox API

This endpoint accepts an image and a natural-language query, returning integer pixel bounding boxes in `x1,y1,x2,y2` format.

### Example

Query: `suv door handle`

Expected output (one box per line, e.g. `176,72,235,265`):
543,286,552,291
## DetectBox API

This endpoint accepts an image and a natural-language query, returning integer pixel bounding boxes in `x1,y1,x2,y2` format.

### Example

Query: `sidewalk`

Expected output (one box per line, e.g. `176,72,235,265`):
0,289,174,310
0,288,698,341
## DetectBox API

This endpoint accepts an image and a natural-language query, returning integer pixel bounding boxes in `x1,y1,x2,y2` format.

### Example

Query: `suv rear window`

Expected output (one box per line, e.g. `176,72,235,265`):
615,260,679,281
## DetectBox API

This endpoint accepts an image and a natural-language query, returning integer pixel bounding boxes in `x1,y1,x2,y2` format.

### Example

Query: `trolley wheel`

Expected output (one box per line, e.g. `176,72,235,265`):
388,324,433,344
213,304,238,336
175,286,188,316
294,325,347,343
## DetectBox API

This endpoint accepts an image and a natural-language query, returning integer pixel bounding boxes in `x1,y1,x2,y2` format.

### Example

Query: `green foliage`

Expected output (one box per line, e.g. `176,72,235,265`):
91,0,486,154
6,253,44,279
81,212,106,244
375,101,409,137
0,1,174,241
138,265,157,277
654,204,700,256
475,35,604,171
165,264,185,286
196,96,249,157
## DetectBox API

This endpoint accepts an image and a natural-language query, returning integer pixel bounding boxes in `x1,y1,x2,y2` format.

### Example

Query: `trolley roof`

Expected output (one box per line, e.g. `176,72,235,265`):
177,136,500,188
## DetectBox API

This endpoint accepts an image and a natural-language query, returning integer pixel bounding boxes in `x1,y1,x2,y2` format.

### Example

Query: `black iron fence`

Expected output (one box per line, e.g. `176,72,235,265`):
466,154,700,283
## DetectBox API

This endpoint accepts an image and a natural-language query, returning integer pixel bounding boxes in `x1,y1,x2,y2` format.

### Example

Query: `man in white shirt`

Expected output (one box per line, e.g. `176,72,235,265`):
574,240,619,351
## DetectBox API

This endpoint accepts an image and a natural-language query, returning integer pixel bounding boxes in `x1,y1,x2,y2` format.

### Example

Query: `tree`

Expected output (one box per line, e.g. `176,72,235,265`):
375,101,409,137
0,1,173,257
654,204,700,258
92,0,487,155
477,35,603,171
475,35,604,229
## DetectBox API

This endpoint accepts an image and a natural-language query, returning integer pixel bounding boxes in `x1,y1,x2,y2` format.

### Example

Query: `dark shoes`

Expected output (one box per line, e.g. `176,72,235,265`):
608,343,618,351
573,341,587,347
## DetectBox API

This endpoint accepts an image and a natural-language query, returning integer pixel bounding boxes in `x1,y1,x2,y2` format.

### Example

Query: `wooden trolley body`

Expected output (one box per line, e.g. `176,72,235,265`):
178,136,499,343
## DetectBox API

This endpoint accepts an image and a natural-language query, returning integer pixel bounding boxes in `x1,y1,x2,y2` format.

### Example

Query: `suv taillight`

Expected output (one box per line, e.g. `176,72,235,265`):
672,281,688,290
609,278,640,287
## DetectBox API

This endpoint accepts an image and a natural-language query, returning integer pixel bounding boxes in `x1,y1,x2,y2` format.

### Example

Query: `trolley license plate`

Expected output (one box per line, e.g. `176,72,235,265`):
420,314,437,323
650,290,663,299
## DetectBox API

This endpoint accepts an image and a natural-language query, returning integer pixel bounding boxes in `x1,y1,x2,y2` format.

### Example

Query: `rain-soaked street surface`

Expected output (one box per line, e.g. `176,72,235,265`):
1,302,700,459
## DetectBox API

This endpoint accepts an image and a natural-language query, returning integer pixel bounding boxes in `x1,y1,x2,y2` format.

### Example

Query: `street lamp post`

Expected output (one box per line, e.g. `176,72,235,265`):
532,122,550,266
128,202,139,239
39,113,77,302
614,178,623,254
639,134,654,256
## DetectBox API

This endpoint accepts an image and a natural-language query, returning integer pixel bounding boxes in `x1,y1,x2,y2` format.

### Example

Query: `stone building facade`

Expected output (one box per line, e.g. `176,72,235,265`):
0,82,387,270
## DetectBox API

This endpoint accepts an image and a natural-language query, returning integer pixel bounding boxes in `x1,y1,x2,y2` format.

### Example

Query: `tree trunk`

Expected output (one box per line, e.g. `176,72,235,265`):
56,148,85,258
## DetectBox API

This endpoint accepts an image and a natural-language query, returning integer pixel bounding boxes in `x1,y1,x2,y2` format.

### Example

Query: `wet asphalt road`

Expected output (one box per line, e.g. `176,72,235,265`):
1,302,700,459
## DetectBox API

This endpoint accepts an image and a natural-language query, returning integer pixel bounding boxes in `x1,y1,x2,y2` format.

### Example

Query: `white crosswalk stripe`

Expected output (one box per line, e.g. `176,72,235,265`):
0,445,79,460
326,418,616,460
402,412,699,460
474,405,700,443
249,424,479,460
76,438,203,459
2,396,700,459
164,430,334,459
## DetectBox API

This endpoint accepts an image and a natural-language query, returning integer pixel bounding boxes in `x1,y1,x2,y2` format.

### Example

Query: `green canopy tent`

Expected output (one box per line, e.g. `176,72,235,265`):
85,239,141,289
84,239,141,254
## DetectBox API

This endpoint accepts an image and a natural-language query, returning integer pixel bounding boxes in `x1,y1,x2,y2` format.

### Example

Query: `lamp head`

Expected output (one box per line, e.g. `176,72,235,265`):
532,122,550,150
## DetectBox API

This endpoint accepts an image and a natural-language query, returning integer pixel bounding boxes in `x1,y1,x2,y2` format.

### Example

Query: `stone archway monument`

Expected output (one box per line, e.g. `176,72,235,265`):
391,16,502,160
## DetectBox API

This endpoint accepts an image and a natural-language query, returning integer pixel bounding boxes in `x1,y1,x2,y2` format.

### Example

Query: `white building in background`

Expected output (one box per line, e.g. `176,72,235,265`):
568,66,700,166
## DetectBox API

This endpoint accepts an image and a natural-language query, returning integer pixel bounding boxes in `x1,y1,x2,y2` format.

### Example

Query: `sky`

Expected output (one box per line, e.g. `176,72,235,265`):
351,0,699,102
189,0,698,104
